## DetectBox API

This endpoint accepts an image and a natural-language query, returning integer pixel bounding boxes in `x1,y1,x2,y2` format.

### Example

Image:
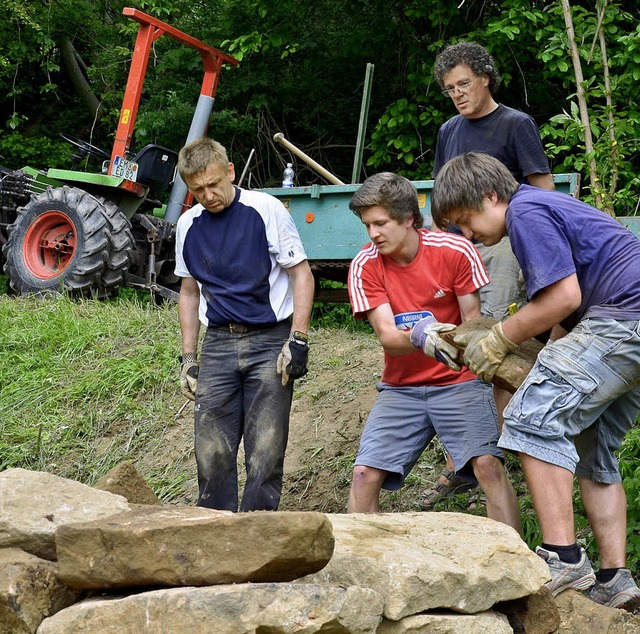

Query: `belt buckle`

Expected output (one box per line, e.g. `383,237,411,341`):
229,322,247,334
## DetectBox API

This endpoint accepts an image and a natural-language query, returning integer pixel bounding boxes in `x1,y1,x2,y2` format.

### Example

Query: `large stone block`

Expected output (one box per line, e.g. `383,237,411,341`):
55,506,335,589
36,583,384,634
0,469,130,560
299,512,550,620
554,589,640,633
0,548,82,634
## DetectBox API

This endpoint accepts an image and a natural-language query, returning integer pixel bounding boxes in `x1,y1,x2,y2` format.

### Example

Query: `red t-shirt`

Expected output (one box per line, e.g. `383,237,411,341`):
348,229,489,386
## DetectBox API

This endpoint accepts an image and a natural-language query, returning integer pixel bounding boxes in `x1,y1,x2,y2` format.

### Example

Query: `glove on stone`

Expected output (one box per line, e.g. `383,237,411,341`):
409,315,461,371
454,321,518,382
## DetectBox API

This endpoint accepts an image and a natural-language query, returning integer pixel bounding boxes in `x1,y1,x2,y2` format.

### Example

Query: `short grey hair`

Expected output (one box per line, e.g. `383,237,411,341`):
434,42,501,96
431,153,519,228
178,138,229,181
349,172,424,229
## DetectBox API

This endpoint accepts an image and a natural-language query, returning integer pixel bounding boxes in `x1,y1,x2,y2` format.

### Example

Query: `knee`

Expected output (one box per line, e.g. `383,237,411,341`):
351,465,384,489
471,455,504,485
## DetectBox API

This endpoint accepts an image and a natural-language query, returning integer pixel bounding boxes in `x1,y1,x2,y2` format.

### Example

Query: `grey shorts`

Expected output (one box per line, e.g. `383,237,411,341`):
499,318,640,483
355,379,502,490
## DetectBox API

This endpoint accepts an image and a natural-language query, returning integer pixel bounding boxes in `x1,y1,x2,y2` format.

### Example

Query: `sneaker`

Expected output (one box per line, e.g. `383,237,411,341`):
536,546,596,597
587,569,640,611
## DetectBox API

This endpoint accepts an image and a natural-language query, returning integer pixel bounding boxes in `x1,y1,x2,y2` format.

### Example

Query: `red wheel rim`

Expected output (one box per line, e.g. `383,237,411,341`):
22,210,77,279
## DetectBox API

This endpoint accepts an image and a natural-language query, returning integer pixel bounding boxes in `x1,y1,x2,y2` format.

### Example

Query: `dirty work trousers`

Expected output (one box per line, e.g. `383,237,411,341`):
194,321,293,511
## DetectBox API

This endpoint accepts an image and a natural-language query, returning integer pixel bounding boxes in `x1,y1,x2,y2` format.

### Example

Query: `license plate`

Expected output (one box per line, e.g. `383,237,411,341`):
112,156,139,182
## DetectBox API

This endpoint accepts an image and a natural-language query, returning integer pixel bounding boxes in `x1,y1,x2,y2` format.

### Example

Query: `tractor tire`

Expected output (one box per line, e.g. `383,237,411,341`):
2,186,136,297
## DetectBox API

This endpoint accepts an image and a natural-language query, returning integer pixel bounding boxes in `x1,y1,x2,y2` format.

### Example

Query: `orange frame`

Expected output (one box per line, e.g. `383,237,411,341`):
109,8,238,173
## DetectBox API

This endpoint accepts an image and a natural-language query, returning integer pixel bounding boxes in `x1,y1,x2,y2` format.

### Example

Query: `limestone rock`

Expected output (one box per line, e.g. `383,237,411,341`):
0,468,130,560
378,610,513,633
0,548,82,634
496,587,560,633
36,583,384,634
299,512,550,620
441,317,543,393
93,461,160,505
55,506,334,589
554,589,640,633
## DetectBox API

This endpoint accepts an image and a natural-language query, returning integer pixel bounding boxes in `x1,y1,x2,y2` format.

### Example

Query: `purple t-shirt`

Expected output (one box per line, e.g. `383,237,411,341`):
507,185,640,330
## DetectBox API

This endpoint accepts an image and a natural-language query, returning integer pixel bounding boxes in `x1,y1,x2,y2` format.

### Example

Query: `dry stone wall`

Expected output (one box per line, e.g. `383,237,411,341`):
1,467,639,634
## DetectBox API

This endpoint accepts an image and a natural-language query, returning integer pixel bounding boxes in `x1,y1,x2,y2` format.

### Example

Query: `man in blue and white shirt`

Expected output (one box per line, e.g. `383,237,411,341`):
175,137,314,512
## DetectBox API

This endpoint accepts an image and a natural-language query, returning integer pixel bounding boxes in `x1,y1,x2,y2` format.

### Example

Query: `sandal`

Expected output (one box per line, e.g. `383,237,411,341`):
419,468,477,510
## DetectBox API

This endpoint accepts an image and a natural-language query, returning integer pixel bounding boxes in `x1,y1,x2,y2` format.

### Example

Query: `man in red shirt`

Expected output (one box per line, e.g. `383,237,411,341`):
346,172,520,531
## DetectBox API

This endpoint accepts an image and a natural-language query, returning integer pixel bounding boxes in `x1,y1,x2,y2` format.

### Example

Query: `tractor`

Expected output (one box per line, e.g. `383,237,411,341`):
0,8,238,301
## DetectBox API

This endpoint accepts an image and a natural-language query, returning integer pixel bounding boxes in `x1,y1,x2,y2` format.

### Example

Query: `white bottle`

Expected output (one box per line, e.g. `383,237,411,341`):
282,163,295,187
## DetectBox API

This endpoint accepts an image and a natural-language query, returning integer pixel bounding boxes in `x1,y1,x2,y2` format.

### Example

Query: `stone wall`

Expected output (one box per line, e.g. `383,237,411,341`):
1,467,639,634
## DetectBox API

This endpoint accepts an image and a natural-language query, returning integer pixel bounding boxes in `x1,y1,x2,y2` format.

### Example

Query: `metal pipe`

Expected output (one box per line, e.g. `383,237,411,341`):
165,93,216,222
237,148,255,187
273,133,345,186
352,63,375,184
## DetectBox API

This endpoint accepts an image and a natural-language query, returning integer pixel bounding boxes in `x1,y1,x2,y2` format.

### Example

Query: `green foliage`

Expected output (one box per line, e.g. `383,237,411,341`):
310,281,372,332
618,426,640,572
537,3,640,213
1,0,640,205
0,131,73,169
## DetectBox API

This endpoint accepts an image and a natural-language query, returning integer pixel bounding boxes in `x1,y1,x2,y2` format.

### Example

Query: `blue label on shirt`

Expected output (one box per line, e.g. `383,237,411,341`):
395,311,434,330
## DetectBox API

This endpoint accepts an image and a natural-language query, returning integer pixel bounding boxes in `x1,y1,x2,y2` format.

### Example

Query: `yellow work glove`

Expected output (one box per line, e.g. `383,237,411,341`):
454,321,518,382
179,352,199,401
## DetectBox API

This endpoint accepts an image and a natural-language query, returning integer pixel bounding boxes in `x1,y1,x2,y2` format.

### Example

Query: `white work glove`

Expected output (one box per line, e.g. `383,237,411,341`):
179,352,199,401
409,315,461,371
454,321,518,382
276,331,309,386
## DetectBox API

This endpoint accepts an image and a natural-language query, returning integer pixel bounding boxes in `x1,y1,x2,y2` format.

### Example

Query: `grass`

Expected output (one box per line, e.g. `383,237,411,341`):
0,293,184,489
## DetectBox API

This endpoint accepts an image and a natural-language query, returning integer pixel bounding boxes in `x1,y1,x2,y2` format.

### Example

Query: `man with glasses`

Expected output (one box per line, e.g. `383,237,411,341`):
420,42,554,510
433,41,553,190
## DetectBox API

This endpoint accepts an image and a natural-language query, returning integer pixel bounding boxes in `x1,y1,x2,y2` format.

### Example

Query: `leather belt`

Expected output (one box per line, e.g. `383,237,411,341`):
213,321,277,334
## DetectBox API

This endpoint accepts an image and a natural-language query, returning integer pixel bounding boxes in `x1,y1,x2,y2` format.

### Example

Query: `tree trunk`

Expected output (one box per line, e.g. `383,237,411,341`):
59,38,103,122
560,0,603,209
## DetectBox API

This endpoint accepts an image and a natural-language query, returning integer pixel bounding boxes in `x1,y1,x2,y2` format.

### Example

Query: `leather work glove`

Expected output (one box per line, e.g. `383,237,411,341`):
179,353,199,401
454,321,518,382
409,315,461,371
277,331,309,386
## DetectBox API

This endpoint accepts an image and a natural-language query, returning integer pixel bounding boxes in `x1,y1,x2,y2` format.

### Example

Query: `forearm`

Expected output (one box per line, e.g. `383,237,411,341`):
501,295,574,343
527,172,555,190
377,329,415,356
178,283,201,353
288,261,314,334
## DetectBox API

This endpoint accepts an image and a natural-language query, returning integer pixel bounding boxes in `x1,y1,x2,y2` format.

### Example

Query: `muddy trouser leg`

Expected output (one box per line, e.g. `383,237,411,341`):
239,323,293,511
195,328,244,511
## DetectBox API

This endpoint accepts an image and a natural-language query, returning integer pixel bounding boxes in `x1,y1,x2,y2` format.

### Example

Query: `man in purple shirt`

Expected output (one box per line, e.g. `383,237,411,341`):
431,151,640,611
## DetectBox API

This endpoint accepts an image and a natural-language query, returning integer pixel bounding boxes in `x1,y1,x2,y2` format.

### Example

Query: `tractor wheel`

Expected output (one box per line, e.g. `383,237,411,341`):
3,186,136,296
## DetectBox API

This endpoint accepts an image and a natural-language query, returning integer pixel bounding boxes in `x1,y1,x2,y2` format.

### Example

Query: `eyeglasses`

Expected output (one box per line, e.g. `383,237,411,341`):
441,79,474,97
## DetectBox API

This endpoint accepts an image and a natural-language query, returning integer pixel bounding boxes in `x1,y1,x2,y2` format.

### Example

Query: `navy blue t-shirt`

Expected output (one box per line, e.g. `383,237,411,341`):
433,104,550,183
